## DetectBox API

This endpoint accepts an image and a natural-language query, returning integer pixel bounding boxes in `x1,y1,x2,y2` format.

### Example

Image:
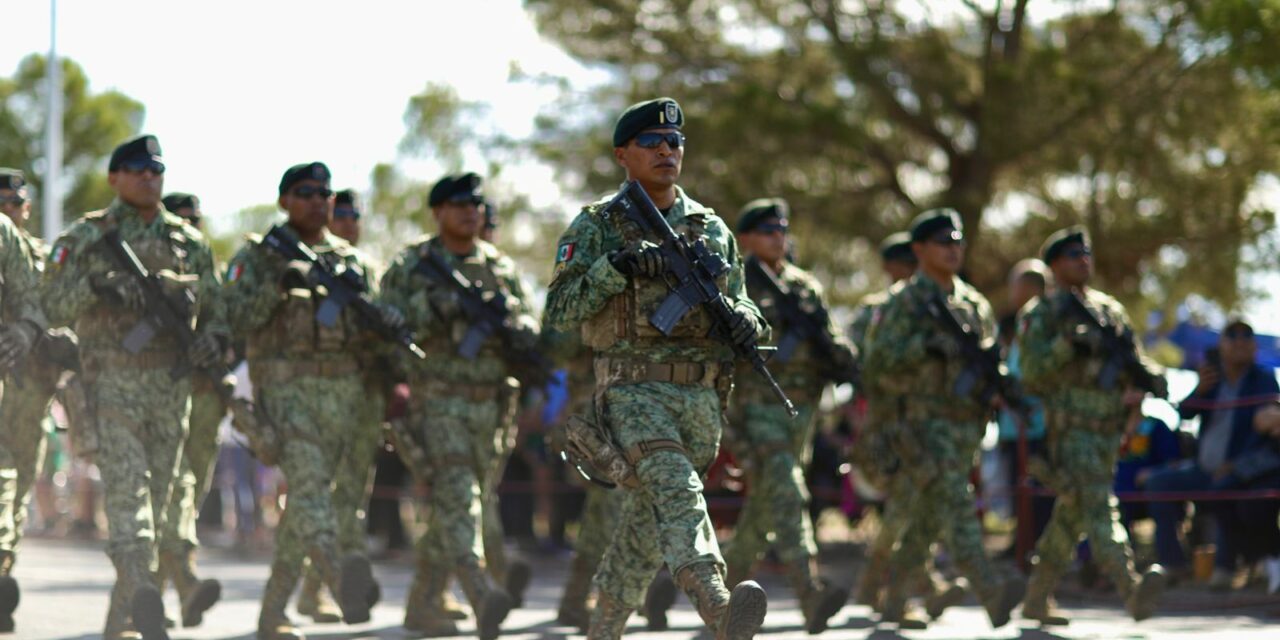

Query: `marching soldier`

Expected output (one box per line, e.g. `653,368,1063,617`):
223,162,384,640
862,209,1025,630
1016,226,1168,625
42,135,227,640
379,172,538,639
722,198,853,634
543,97,769,640
0,169,52,635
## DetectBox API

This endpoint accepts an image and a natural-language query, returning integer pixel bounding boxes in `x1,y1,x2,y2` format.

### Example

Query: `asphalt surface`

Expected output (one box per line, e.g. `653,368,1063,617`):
11,537,1279,639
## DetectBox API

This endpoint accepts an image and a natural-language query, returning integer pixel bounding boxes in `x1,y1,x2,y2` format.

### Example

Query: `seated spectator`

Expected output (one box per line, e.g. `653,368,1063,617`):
1145,319,1279,588
1118,408,1182,530
1238,403,1280,594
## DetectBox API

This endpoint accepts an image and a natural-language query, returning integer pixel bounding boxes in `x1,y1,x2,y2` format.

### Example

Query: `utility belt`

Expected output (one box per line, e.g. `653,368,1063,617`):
594,356,724,389
83,349,179,372
898,395,987,424
415,377,505,403
250,357,360,383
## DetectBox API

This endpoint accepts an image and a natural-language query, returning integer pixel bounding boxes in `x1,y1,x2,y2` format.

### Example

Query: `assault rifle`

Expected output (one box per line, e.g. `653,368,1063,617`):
602,180,797,417
1064,291,1164,396
412,245,553,387
920,291,1031,417
744,256,859,386
262,224,426,360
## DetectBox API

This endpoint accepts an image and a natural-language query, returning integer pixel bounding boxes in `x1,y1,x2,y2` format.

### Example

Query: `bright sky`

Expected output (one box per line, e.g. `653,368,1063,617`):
0,0,601,231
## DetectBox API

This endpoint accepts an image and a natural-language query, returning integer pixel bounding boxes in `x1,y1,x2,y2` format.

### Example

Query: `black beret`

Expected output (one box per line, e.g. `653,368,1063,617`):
278,162,331,196
736,198,789,233
909,208,964,243
613,97,683,147
482,199,498,229
429,172,484,207
162,192,199,213
1041,226,1090,263
109,134,163,172
0,169,25,191
879,231,916,263
334,189,359,208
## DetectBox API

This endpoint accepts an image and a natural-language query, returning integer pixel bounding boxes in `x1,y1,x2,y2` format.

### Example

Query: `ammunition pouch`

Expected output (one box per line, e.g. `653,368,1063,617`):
562,414,640,490
57,373,98,461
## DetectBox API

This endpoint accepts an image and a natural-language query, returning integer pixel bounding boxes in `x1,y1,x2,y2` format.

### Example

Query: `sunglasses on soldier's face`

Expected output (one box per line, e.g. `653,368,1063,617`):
754,222,789,235
633,132,685,149
1063,247,1092,259
0,195,25,206
291,185,333,200
120,159,166,175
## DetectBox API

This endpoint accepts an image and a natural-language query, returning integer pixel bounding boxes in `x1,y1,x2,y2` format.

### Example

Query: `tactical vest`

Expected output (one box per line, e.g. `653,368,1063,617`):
416,239,510,359
888,281,990,421
581,208,727,352
245,241,363,366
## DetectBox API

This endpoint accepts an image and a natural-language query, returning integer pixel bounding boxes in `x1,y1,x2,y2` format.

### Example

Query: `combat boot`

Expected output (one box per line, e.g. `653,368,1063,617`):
404,560,459,637
978,573,1026,629
556,553,595,631
642,570,677,631
676,562,767,640
922,577,967,620
1125,565,1167,622
109,549,168,640
105,582,141,640
457,560,513,640
586,590,634,640
785,558,847,635
310,544,376,625
504,558,532,609
1022,557,1069,626
0,550,17,633
295,569,341,623
878,590,928,630
258,559,305,640
162,546,220,628
853,546,888,608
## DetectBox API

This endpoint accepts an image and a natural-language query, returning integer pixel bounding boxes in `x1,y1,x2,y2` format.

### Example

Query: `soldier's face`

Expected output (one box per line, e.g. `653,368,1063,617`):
328,215,360,245
738,218,787,263
0,189,30,226
109,165,164,210
279,179,334,236
614,127,683,189
914,235,965,274
1051,243,1092,286
434,199,483,241
174,207,202,230
883,259,915,283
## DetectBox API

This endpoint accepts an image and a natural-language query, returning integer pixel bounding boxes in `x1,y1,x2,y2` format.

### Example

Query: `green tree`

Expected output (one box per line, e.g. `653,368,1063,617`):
522,0,1278,315
0,54,145,231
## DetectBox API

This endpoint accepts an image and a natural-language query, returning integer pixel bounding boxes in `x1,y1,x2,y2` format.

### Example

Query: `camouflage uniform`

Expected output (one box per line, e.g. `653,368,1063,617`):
862,273,1021,628
379,235,536,638
224,226,379,637
42,199,225,638
1016,288,1167,623
723,260,853,632
544,187,767,639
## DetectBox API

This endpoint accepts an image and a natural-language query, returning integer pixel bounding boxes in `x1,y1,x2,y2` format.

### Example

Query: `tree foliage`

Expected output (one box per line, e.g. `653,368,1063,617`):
522,0,1278,316
0,54,145,231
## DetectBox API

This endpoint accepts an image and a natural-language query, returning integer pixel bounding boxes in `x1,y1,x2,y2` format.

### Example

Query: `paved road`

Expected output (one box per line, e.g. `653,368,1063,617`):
11,538,1278,639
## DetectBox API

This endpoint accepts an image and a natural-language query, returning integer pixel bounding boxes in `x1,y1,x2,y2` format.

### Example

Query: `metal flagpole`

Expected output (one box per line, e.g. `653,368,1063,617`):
43,0,62,242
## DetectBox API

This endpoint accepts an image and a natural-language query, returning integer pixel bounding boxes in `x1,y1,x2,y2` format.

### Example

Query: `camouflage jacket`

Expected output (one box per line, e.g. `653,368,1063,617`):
0,214,47,333
41,198,223,355
862,272,995,422
380,235,538,386
543,185,765,366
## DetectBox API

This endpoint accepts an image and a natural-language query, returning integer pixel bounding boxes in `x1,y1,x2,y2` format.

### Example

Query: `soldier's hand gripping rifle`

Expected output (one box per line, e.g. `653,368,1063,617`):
603,180,797,417
262,224,426,360
744,256,860,387
1064,290,1164,396
411,246,554,387
921,292,1032,419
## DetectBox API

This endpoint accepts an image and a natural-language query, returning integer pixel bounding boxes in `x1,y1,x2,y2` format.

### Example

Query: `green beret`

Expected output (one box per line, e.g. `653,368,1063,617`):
109,134,163,172
161,192,199,213
429,172,484,207
1041,226,1091,263
909,208,964,242
0,169,25,192
736,198,789,233
613,97,683,147
879,231,915,263
279,162,331,196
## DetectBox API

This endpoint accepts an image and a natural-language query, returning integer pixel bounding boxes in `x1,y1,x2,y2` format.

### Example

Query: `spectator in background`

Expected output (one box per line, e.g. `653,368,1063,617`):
1146,319,1279,588
1243,403,1280,594
1117,407,1183,531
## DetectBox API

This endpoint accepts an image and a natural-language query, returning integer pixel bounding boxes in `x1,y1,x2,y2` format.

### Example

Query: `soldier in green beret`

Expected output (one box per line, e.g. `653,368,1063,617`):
41,135,228,639
1016,226,1168,625
862,209,1025,630
543,97,769,640
0,167,54,634
721,198,854,634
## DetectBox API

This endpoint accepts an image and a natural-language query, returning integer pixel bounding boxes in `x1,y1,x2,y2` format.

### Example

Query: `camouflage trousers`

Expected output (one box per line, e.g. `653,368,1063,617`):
884,416,998,597
160,381,226,554
594,382,723,608
723,401,818,570
260,374,364,588
1031,426,1138,594
482,382,518,578
0,364,59,557
576,482,625,568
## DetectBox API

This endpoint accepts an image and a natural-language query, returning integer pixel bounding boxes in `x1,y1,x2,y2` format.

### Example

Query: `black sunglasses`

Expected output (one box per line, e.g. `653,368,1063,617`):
120,159,166,175
754,222,789,235
0,195,25,206
1063,247,1092,259
333,207,361,220
633,132,685,149
446,194,485,206
1223,328,1254,340
291,185,333,199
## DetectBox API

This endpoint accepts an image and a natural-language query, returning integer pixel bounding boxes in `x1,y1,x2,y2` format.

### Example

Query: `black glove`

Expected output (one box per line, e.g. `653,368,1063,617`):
90,271,146,311
0,321,39,371
609,241,667,278
727,309,760,350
